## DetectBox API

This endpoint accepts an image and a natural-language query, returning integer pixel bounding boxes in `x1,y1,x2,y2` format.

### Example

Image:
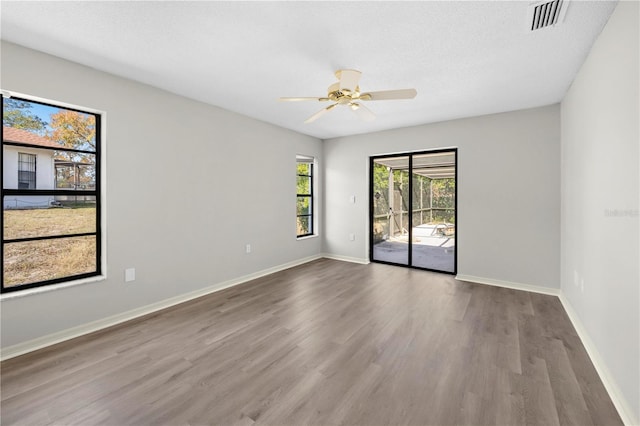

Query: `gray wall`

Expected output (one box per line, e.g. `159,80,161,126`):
323,105,561,289
1,42,323,348
561,1,639,422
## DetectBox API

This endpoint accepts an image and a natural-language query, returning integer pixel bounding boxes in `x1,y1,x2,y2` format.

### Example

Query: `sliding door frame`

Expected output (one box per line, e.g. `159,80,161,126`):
369,148,457,275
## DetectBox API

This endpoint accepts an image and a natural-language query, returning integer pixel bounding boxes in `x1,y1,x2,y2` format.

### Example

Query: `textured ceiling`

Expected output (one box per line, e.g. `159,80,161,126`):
0,1,617,140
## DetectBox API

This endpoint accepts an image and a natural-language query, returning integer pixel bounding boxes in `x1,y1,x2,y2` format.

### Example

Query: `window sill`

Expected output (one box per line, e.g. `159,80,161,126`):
0,275,106,301
297,234,319,241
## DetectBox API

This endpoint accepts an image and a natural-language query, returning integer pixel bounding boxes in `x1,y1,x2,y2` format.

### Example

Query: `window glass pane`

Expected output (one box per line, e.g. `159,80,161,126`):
297,197,311,216
371,156,409,265
2,98,96,152
4,198,96,239
3,236,97,287
297,163,311,175
297,175,311,194
297,216,311,236
3,99,97,191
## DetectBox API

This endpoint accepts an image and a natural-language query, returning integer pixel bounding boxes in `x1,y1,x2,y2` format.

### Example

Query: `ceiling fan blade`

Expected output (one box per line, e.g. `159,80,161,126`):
350,103,376,122
279,97,330,102
360,88,417,101
337,69,362,92
304,103,338,124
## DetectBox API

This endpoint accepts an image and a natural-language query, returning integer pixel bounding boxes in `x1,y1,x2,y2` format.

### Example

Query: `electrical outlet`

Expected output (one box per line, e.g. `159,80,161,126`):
349,233,355,241
125,268,136,282
246,244,251,254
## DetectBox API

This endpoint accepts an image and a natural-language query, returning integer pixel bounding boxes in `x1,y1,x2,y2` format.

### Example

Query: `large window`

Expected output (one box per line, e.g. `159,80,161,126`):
2,94,102,293
296,156,314,237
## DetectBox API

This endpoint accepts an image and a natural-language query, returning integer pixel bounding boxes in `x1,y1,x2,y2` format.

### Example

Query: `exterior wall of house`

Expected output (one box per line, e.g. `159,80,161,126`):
2,145,55,209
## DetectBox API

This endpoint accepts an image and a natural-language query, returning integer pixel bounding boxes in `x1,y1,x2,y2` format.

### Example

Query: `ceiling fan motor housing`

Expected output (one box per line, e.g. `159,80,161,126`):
327,82,361,104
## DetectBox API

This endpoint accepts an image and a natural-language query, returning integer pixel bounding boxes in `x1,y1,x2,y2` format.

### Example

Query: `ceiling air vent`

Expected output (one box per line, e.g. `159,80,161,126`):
527,0,568,31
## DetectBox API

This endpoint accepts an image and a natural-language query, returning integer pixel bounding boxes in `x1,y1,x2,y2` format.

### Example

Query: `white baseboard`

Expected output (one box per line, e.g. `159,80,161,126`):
322,253,370,265
455,274,561,296
559,294,638,426
0,254,323,361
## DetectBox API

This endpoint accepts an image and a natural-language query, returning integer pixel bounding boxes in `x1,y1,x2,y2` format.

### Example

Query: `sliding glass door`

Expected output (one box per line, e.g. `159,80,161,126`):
370,149,456,274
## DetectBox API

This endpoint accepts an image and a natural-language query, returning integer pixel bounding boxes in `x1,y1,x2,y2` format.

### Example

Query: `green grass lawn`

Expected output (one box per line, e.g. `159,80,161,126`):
3,207,97,287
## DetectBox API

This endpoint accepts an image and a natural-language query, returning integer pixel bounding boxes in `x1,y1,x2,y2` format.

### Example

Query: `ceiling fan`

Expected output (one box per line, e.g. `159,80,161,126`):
279,69,417,123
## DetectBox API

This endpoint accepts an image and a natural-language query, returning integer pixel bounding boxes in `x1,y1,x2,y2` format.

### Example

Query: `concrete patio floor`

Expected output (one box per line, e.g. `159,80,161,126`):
372,236,455,273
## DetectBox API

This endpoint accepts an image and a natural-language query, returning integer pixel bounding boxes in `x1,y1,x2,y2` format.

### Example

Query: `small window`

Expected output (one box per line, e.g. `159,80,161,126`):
2,94,103,293
18,153,36,189
296,156,314,237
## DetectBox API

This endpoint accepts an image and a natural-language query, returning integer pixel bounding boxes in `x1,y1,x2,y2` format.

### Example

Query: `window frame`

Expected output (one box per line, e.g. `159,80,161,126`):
296,157,314,238
1,93,104,294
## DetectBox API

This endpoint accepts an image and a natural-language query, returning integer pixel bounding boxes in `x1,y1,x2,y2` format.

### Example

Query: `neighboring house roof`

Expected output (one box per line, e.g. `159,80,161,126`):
2,126,61,149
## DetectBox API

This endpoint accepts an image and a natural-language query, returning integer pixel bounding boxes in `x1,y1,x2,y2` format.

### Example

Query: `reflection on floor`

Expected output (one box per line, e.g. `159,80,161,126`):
373,234,455,273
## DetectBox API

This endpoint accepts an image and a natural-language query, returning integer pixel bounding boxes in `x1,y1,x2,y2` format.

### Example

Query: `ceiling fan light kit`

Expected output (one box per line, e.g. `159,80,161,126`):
280,69,417,123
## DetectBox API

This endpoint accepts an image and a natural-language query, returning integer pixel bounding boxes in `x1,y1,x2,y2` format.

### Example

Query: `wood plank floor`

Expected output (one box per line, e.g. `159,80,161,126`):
0,259,622,425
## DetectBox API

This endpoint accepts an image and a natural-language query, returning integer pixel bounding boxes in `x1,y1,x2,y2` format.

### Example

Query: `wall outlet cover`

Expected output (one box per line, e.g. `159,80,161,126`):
125,268,136,282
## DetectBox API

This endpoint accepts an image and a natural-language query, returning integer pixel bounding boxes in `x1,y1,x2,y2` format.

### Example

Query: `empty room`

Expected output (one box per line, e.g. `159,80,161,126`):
1,1,638,425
